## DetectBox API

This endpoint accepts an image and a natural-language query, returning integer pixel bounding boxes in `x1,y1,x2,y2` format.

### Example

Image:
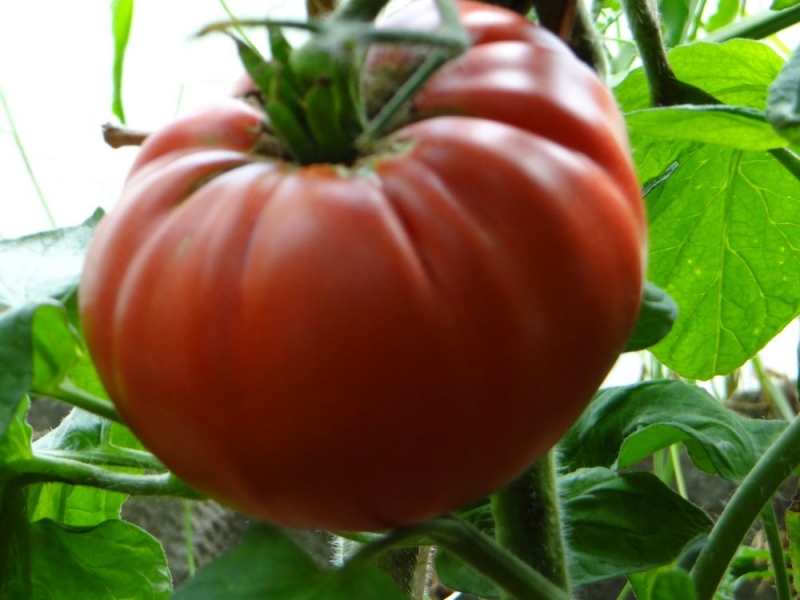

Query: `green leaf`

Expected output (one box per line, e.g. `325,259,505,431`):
0,302,81,435
28,409,151,527
659,0,690,46
618,42,800,377
559,380,786,483
0,209,103,309
636,135,800,377
625,281,678,351
0,396,33,463
173,524,408,600
562,468,712,586
30,304,80,391
616,40,785,112
20,519,171,599
625,105,787,150
111,0,134,124
767,44,800,143
787,503,800,595
0,305,37,435
629,567,699,600
773,0,800,9
705,0,739,32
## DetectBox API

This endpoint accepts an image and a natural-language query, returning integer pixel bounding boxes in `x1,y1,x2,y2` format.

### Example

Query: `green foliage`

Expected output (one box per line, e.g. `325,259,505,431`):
172,525,409,600
562,468,712,586
18,519,171,599
767,43,800,143
625,282,679,352
617,40,800,379
559,380,786,483
630,567,699,600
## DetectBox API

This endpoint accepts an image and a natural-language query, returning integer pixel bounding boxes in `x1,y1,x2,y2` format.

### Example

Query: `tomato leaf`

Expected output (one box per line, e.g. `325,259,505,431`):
628,567,699,600
559,380,786,483
705,0,739,32
28,409,153,527
438,468,711,589
563,468,712,586
625,105,787,150
658,0,689,46
172,524,408,600
3,519,172,599
624,281,678,351
0,302,81,435
616,40,784,113
0,209,102,310
767,43,800,144
617,41,800,378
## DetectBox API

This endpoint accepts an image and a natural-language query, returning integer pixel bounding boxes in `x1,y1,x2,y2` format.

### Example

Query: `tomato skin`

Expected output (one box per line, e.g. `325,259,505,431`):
79,1,646,531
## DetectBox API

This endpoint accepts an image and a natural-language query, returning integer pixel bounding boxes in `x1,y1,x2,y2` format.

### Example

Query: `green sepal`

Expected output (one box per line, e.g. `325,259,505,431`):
306,82,356,163
265,101,319,164
234,38,275,99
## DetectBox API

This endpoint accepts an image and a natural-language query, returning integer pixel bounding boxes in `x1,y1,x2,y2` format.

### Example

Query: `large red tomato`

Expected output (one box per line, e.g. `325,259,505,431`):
79,0,646,531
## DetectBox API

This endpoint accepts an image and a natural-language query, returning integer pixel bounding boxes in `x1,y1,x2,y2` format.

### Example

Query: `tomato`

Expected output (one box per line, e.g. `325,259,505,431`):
79,0,646,531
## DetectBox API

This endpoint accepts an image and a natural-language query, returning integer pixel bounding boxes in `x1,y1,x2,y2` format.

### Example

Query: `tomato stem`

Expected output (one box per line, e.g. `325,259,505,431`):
11,455,202,499
490,451,571,596
35,381,124,425
348,515,571,600
690,413,800,600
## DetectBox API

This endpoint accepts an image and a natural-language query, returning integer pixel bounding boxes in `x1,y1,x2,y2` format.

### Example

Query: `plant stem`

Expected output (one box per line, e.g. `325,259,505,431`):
621,0,720,108
752,354,795,422
761,502,791,600
183,501,197,577
34,448,164,472
13,454,201,499
332,0,392,22
690,414,800,600
704,4,800,43
669,444,688,499
38,380,124,425
490,452,570,594
620,0,675,107
350,516,571,600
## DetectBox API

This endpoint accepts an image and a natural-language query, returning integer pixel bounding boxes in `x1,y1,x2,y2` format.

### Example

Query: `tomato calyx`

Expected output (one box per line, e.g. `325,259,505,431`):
201,0,470,166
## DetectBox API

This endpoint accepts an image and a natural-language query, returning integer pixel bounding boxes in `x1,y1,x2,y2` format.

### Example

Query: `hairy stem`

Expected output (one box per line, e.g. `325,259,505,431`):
350,516,571,600
13,454,201,499
37,381,124,425
491,452,570,595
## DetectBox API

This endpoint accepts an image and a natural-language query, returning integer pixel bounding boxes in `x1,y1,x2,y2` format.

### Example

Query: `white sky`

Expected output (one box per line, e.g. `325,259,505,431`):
1,0,798,387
